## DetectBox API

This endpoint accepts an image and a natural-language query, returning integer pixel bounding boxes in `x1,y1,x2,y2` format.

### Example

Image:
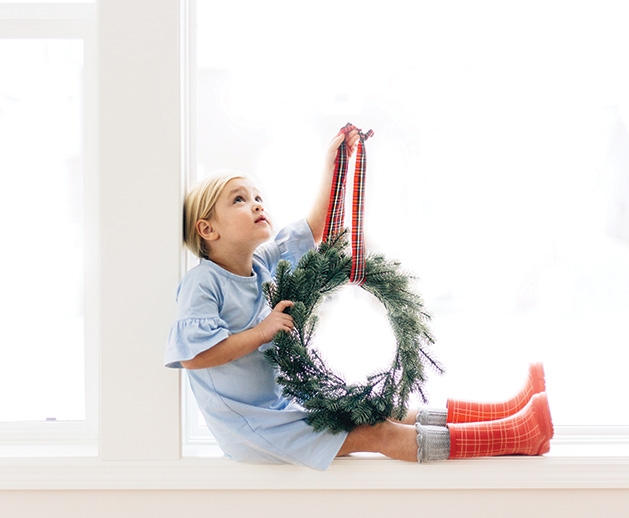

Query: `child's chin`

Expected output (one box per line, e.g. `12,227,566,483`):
257,229,272,242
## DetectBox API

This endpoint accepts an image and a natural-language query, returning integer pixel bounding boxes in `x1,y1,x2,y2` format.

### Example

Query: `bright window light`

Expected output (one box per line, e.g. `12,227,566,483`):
188,0,629,432
0,39,85,422
0,1,94,3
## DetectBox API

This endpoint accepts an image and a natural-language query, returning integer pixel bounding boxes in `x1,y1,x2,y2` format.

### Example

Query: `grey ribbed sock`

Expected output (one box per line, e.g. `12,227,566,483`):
416,407,448,426
415,424,451,463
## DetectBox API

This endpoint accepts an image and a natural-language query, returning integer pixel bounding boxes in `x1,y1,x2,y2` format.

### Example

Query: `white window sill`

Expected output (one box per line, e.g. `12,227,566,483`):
1,454,629,491
1,442,629,490
1,427,628,490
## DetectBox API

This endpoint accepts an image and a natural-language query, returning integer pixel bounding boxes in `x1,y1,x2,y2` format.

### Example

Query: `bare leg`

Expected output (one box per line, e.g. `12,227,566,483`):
336,420,418,462
394,411,420,425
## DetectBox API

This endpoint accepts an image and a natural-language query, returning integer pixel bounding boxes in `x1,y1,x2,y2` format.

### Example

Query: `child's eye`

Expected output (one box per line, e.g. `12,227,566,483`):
233,195,244,203
255,196,263,203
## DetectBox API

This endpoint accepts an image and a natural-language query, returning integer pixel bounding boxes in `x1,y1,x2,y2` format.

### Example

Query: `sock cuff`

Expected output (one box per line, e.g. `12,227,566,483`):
415,424,451,463
416,407,448,426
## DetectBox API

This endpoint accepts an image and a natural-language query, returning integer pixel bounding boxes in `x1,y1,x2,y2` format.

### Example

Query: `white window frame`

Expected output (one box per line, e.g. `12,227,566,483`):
0,2,98,455
0,0,628,490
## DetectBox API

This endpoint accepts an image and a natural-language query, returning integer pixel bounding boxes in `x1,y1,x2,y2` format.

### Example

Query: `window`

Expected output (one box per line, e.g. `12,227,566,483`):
1,0,184,462
0,38,84,421
0,0,627,491
0,2,97,453
183,0,629,450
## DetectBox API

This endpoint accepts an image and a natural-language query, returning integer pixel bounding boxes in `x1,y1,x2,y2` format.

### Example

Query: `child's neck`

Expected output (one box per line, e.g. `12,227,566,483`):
208,247,254,277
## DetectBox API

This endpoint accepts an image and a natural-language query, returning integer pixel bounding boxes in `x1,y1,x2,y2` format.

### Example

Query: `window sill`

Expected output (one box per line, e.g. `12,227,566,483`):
1,452,628,491
2,427,628,490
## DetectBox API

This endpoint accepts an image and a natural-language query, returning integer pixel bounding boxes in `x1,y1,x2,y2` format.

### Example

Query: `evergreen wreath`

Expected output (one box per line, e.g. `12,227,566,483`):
263,230,443,434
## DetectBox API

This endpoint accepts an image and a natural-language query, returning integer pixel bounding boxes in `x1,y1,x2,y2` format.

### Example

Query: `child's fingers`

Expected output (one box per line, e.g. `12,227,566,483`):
329,129,358,152
273,300,294,313
327,127,362,162
345,130,360,153
334,128,359,158
346,130,360,147
274,300,294,332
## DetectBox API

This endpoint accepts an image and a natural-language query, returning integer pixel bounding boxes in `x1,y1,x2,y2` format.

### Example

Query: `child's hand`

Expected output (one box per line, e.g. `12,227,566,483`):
325,127,361,168
256,300,295,343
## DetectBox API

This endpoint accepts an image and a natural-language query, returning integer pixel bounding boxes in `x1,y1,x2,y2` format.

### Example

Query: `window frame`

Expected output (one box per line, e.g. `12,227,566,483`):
0,1,98,451
1,0,628,490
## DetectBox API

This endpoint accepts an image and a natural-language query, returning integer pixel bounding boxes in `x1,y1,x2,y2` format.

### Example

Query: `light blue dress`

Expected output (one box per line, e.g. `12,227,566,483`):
165,219,348,470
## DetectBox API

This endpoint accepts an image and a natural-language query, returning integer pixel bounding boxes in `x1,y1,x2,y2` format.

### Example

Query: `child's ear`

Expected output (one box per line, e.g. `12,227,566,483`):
196,219,219,241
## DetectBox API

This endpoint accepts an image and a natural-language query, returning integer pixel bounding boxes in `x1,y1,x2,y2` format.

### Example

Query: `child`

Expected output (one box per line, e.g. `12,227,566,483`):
165,129,554,470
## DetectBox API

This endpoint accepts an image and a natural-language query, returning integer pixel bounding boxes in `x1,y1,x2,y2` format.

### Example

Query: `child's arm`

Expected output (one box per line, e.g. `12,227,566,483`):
181,300,294,369
307,128,360,243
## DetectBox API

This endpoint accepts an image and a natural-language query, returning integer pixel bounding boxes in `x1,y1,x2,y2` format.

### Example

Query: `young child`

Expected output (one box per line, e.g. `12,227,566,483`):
165,129,554,470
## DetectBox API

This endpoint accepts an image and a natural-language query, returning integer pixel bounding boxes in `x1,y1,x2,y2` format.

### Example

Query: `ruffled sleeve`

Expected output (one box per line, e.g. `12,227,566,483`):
164,261,231,369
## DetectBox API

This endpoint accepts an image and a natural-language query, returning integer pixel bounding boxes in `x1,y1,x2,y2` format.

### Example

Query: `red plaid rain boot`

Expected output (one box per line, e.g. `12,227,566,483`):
447,363,546,424
448,392,554,459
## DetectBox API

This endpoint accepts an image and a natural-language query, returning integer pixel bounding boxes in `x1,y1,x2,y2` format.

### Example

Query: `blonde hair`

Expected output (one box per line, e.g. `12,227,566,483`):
183,172,245,258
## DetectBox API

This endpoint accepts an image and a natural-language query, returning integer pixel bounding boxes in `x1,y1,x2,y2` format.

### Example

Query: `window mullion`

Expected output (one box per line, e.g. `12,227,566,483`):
98,0,182,461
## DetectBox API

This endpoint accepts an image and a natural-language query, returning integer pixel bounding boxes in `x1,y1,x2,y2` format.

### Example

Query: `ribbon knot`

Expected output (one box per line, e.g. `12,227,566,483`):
361,128,375,141
340,123,374,143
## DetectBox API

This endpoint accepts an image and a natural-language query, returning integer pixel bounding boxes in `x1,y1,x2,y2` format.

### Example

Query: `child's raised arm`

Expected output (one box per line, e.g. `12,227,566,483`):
307,128,360,243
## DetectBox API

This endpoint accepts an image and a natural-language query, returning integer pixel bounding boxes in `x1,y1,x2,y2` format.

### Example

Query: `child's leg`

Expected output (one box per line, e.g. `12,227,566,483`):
416,363,546,425
337,420,451,463
338,393,553,463
337,420,419,462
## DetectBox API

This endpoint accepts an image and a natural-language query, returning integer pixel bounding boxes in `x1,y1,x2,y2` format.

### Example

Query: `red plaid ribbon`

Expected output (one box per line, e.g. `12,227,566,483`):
322,123,374,285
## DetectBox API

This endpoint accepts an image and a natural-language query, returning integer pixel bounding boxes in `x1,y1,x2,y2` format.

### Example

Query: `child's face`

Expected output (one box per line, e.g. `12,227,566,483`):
208,177,272,250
